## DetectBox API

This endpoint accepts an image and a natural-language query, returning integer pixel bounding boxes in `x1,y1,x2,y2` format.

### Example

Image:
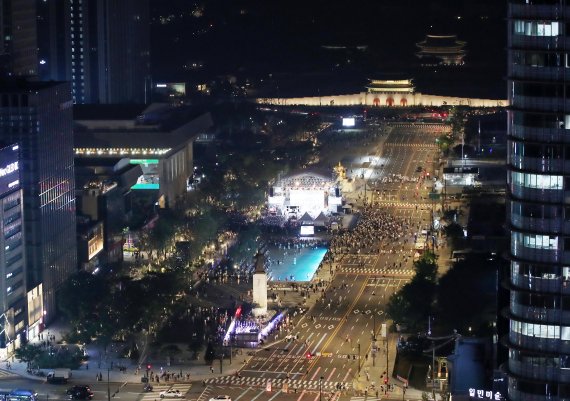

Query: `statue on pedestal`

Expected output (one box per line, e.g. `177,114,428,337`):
252,250,268,316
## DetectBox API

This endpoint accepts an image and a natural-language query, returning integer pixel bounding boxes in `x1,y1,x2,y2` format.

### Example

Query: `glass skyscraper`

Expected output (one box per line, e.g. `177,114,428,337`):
0,80,76,324
507,0,570,399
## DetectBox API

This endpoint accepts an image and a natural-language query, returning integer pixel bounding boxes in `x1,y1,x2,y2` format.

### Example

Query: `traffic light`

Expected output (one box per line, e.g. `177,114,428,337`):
305,352,312,359
147,364,151,370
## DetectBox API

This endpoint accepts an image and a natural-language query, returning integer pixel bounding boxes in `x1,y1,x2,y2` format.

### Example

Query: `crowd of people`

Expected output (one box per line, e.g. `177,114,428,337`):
330,205,416,257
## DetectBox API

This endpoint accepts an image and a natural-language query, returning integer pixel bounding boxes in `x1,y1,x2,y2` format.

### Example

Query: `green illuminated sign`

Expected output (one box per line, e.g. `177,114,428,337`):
129,159,159,165
131,183,159,190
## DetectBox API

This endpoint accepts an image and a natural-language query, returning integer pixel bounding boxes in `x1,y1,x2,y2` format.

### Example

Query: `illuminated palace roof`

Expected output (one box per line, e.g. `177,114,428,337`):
366,78,415,94
416,35,466,66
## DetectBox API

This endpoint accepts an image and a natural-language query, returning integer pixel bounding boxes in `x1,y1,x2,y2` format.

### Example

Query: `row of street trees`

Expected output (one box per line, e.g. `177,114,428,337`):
387,251,499,336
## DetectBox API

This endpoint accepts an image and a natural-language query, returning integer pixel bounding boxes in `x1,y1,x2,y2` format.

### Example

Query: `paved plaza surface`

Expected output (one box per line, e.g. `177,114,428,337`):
0,122,448,401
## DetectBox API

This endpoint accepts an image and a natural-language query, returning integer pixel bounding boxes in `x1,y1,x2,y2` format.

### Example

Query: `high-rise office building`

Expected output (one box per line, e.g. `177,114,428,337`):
0,0,38,77
0,80,76,324
507,1,570,399
68,0,150,104
36,0,71,82
36,0,150,104
0,143,27,356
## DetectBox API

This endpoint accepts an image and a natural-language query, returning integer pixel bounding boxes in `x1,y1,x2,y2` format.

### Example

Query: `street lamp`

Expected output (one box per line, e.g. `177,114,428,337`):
319,376,324,401
358,342,361,374
107,367,110,401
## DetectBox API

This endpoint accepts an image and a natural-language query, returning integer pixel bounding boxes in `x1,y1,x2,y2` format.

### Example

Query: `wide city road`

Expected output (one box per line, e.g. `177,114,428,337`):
195,122,446,401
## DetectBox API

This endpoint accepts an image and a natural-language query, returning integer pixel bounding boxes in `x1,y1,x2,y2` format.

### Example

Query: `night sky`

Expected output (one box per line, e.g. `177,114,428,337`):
150,0,506,98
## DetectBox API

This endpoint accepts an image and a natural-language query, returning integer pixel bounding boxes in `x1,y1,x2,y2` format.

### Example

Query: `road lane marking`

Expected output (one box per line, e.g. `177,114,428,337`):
326,367,336,382
267,390,282,401
311,333,328,354
250,389,266,401
306,277,369,375
310,366,321,381
342,368,353,382
296,390,306,401
234,388,251,401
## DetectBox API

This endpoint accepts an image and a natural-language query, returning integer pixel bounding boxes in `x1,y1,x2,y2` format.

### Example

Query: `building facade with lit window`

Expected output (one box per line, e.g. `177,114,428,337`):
0,0,38,77
506,1,570,400
0,143,27,357
68,0,150,104
0,80,77,326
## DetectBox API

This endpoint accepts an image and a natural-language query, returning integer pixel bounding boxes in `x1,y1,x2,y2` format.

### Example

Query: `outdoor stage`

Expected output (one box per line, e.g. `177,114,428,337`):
267,171,342,226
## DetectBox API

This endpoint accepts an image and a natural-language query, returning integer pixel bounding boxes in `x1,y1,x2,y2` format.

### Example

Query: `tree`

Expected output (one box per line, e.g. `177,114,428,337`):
58,271,111,340
413,251,438,282
14,344,43,369
387,252,438,331
443,222,465,249
204,342,216,365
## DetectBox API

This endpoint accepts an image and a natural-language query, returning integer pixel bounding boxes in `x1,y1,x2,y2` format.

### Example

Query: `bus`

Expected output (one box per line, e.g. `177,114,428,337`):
7,389,38,401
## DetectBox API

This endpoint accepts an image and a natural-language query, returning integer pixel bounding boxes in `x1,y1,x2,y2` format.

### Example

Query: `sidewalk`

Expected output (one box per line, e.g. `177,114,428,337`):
1,319,252,384
350,336,425,400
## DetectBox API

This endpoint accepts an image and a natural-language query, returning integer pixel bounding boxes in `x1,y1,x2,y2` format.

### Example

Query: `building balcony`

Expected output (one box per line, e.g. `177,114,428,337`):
510,212,566,234
511,241,561,264
510,35,566,51
509,387,570,401
511,273,570,294
509,3,567,20
509,64,569,82
508,359,570,383
509,182,566,203
511,125,570,144
509,154,567,174
510,330,570,353
511,300,570,324
511,95,569,112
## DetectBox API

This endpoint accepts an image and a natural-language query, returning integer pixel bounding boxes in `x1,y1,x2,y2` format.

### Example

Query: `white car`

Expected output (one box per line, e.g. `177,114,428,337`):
208,396,231,401
159,389,183,398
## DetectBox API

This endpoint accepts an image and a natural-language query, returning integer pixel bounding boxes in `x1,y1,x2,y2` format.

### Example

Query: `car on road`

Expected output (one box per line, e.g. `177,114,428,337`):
66,386,93,400
159,389,183,398
208,396,231,401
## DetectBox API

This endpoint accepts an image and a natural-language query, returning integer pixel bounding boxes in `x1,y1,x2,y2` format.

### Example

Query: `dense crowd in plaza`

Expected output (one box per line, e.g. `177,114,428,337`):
329,205,415,257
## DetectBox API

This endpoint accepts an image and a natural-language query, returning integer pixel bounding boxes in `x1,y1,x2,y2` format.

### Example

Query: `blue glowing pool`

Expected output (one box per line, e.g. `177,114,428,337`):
265,245,328,282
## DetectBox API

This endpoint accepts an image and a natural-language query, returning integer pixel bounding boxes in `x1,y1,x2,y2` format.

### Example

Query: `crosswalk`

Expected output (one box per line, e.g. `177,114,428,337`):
372,202,422,208
384,143,438,148
0,369,17,378
204,375,350,391
340,267,414,276
140,384,192,401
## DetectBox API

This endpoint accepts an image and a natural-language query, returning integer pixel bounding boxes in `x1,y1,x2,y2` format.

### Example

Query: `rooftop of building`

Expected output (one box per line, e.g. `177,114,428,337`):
73,106,214,151
0,78,67,92
73,104,150,121
417,34,466,48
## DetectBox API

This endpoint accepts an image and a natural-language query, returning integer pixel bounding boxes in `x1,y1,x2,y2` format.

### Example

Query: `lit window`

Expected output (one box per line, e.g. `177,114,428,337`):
511,320,562,339
514,20,560,37
512,172,563,189
522,234,558,250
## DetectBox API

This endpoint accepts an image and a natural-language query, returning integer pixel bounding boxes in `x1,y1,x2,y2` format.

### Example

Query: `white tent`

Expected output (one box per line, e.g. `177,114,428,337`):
313,212,329,227
299,212,314,224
